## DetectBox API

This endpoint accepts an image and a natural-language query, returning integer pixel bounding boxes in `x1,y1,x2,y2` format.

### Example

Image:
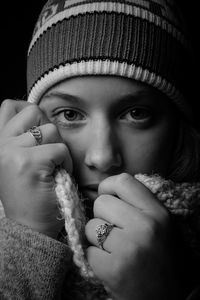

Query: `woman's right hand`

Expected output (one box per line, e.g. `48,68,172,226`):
0,99,73,238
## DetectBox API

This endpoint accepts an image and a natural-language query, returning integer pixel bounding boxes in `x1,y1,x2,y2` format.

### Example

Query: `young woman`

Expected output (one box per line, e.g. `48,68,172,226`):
0,0,199,299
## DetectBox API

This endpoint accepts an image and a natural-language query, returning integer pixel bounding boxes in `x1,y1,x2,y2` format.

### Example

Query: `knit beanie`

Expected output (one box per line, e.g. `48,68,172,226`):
27,0,195,121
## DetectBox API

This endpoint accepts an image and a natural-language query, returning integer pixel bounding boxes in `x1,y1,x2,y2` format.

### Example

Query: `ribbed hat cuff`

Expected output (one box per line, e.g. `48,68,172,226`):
27,59,192,120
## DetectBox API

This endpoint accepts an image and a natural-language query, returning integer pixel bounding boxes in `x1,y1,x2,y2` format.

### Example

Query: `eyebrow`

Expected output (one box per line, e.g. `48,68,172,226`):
43,90,158,107
42,91,83,104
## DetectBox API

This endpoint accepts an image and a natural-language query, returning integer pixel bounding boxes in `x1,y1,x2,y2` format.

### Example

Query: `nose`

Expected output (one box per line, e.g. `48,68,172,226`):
84,122,122,173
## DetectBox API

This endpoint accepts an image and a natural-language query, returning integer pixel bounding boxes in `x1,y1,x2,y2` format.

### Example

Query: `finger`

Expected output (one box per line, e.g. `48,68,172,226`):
0,99,30,129
87,246,112,282
85,218,123,253
2,104,50,137
98,173,161,214
31,143,73,174
93,194,141,228
16,123,63,147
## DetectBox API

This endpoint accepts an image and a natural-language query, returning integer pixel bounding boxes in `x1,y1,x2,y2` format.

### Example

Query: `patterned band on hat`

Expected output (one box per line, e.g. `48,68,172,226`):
27,0,193,119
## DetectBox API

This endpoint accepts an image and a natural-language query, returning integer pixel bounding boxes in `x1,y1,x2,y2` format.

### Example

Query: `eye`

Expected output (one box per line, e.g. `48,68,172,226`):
63,110,82,121
53,108,86,127
120,107,152,124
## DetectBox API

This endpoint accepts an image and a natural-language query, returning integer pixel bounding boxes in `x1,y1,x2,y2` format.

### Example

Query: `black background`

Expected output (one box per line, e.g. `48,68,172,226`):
1,1,199,102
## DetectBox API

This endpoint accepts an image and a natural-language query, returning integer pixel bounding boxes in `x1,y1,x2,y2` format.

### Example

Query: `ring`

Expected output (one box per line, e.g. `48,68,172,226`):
96,223,114,250
27,126,42,146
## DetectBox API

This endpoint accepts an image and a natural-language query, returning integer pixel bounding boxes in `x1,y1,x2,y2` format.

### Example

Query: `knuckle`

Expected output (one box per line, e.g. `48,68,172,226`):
93,195,107,214
0,147,29,173
93,195,102,212
25,105,49,125
93,197,100,214
98,179,106,192
85,219,93,236
26,104,41,115
57,143,68,155
0,99,14,109
14,151,30,173
117,172,133,184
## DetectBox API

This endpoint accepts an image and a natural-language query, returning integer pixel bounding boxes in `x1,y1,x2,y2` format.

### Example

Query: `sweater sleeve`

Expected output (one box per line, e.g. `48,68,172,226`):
0,217,72,300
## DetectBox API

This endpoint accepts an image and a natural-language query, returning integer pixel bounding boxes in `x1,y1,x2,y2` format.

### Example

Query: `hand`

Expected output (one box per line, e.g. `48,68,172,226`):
0,99,72,238
85,173,181,300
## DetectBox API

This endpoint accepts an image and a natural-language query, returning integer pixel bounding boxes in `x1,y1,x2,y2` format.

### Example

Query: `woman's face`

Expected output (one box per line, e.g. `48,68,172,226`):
40,76,177,202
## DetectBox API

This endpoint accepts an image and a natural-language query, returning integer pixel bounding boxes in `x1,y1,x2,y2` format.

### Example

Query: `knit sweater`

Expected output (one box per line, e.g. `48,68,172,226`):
0,174,200,299
0,217,110,300
0,217,71,299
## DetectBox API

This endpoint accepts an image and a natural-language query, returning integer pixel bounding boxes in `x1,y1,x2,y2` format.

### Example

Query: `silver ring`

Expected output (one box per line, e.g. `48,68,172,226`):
27,126,42,146
96,223,114,250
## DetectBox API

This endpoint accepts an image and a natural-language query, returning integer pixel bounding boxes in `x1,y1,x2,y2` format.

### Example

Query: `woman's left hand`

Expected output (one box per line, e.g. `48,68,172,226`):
85,173,181,300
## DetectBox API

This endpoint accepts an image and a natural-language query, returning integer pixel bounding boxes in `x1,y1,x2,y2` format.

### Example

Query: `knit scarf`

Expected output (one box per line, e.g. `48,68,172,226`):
54,169,200,299
0,170,199,299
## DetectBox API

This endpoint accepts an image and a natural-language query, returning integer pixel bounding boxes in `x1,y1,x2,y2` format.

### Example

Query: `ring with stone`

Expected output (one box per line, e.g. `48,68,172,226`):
27,126,43,146
96,222,114,250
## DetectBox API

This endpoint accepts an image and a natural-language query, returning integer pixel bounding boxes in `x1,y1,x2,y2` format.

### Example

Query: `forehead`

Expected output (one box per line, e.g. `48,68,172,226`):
43,76,158,96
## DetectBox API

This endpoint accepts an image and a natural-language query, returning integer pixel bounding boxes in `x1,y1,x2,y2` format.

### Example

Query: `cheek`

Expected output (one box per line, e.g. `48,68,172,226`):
56,128,87,171
122,124,176,176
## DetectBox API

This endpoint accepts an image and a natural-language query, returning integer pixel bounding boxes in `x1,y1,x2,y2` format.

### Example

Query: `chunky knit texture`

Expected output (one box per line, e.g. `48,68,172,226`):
0,216,199,299
26,0,195,121
1,170,200,280
53,169,200,284
0,171,200,298
55,168,95,280
0,217,72,299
